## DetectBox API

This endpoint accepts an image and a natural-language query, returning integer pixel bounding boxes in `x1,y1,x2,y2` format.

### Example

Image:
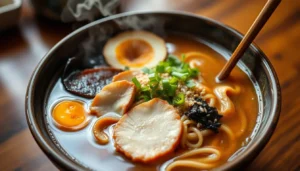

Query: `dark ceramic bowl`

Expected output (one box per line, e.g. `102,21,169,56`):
25,11,281,171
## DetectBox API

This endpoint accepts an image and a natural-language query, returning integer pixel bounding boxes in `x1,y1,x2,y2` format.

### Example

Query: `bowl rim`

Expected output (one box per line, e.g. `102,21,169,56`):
25,10,281,171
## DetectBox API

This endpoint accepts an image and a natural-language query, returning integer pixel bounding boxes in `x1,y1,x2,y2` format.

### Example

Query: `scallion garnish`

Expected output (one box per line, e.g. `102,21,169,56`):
189,68,199,77
186,79,196,88
132,77,141,90
162,79,170,90
167,55,181,66
133,54,200,106
148,72,161,82
171,72,189,81
168,84,177,96
139,95,151,101
173,93,185,105
169,77,178,84
142,67,150,74
156,64,165,73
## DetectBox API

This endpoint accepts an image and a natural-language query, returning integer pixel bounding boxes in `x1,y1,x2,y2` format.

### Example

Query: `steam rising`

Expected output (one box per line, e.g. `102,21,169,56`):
61,0,167,71
61,0,119,22
77,14,166,68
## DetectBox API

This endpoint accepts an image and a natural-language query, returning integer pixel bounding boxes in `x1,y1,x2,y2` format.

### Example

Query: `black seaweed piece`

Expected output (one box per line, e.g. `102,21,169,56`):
62,54,109,83
185,98,223,133
63,67,122,98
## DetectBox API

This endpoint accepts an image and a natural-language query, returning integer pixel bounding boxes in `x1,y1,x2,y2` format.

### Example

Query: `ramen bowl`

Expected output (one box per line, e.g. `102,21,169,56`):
25,11,281,171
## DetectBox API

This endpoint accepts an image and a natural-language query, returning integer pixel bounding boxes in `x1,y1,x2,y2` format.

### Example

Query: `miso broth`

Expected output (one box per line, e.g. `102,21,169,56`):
46,34,261,171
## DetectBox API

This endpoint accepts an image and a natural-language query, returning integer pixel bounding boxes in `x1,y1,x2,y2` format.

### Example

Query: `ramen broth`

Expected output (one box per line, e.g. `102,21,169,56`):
46,34,259,171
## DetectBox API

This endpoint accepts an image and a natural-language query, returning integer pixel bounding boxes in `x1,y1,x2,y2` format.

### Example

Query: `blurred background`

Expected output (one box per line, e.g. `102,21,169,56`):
0,0,299,170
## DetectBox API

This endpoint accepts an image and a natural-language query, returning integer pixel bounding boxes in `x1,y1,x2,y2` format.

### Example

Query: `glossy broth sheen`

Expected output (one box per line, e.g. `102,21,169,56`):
46,34,259,171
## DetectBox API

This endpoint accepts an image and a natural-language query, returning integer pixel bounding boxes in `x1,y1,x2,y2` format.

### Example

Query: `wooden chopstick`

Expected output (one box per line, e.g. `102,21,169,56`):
217,0,281,81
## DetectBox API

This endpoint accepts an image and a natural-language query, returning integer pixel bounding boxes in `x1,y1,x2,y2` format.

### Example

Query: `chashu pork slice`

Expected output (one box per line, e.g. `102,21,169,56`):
90,80,136,116
112,70,149,85
113,98,182,163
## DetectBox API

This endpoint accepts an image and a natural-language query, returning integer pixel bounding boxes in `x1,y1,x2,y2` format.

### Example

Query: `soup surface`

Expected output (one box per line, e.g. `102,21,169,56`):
46,34,260,171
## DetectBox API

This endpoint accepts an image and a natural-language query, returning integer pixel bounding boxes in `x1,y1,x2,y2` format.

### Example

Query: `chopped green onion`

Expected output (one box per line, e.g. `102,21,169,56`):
173,93,185,105
156,64,165,73
149,80,159,89
139,95,151,101
141,86,150,92
124,66,130,71
189,68,199,77
165,66,172,73
142,67,150,74
148,73,156,81
132,77,141,90
168,84,177,96
186,79,196,88
142,91,152,99
149,72,160,81
180,63,189,72
134,54,200,106
171,72,189,81
167,55,181,66
169,77,178,84
162,79,171,94
161,79,177,96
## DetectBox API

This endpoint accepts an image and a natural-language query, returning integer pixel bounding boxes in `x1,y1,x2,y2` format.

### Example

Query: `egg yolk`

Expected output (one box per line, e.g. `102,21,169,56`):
52,101,86,127
116,39,154,67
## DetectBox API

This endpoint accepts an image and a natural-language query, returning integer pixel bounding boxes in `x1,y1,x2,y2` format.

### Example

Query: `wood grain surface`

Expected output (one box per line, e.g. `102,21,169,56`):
0,0,299,170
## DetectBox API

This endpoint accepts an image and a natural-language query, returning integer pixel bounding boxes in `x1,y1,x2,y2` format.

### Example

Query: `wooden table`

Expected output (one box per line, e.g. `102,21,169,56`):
0,0,299,170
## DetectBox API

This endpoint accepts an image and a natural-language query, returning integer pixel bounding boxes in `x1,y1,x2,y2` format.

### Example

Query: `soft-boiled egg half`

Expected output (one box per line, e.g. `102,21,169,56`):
52,100,90,131
103,30,167,69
